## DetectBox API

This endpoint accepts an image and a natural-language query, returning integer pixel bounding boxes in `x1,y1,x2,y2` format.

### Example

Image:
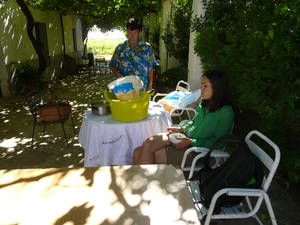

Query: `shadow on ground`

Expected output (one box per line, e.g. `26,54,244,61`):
0,69,300,225
0,69,115,169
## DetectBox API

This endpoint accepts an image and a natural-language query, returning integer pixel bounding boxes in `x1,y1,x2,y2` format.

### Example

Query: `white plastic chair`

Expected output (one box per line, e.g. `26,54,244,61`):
153,80,191,102
153,80,197,125
181,121,234,179
182,130,280,225
181,146,230,180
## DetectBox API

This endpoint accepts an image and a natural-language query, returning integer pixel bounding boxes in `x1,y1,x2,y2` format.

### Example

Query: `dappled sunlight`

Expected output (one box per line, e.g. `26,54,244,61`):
0,137,30,157
0,108,9,115
0,161,198,224
0,2,27,65
72,143,81,147
0,137,31,148
0,64,116,169
1,8,195,223
17,33,23,49
105,165,197,224
3,15,10,29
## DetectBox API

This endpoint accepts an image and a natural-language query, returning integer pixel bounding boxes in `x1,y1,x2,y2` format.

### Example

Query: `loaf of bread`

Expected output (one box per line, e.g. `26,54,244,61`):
115,90,139,100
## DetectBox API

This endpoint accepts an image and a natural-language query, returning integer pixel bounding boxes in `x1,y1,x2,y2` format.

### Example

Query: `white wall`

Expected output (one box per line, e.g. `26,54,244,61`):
75,18,84,58
159,0,172,74
187,0,205,90
0,40,10,96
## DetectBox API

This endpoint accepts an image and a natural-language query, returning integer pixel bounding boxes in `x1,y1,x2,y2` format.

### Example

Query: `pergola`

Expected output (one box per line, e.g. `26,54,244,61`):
0,0,204,96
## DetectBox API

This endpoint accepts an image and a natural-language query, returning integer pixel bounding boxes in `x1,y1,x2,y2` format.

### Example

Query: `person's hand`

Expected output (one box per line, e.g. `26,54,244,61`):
167,126,187,134
167,127,181,134
110,65,123,78
172,137,192,149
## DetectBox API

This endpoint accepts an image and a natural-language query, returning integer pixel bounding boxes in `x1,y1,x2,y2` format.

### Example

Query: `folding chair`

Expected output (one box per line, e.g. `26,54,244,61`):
25,91,76,149
153,80,198,125
182,130,280,225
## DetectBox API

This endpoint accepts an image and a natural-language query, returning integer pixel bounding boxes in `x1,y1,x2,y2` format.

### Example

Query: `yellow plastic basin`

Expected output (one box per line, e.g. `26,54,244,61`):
104,89,154,122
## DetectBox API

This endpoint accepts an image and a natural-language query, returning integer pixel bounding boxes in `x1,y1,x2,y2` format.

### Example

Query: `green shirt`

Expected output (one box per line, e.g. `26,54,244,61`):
180,104,234,149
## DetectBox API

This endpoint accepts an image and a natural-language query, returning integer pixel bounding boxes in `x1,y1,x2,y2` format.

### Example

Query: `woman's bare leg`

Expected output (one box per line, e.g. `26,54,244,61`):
154,148,167,164
133,147,142,164
138,133,170,164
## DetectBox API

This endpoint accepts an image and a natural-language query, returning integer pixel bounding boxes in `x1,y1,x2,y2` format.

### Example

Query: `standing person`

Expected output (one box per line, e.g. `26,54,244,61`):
133,69,234,165
109,18,158,91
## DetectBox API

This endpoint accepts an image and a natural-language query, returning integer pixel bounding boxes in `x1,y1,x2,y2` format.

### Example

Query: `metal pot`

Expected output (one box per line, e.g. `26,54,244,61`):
90,99,111,115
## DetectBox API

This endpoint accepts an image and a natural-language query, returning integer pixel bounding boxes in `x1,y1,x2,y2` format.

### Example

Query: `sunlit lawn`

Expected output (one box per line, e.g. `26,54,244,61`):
87,39,125,57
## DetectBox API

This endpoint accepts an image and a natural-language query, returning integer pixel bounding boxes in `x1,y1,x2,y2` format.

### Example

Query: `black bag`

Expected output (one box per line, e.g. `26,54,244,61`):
198,135,264,212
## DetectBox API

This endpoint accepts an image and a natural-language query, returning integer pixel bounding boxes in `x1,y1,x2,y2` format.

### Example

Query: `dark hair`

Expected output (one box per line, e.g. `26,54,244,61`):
202,69,232,112
126,18,142,31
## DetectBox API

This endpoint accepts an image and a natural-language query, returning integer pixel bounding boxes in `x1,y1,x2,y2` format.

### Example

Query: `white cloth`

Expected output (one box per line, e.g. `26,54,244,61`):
79,102,172,167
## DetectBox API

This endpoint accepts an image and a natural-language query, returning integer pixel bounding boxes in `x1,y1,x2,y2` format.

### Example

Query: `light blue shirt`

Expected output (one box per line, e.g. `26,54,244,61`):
110,40,158,90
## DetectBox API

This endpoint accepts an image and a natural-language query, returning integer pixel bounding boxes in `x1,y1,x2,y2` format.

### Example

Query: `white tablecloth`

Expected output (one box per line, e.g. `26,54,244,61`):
79,102,172,167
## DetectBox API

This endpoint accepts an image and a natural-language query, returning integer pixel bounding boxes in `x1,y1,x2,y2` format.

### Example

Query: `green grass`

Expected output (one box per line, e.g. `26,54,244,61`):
87,39,125,56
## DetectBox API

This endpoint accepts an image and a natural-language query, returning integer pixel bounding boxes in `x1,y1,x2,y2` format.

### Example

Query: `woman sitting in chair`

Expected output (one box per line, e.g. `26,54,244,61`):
133,68,234,165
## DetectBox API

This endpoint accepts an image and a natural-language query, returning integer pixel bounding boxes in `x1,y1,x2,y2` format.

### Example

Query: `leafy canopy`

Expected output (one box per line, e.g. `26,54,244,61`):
24,0,162,31
193,0,300,184
161,0,193,67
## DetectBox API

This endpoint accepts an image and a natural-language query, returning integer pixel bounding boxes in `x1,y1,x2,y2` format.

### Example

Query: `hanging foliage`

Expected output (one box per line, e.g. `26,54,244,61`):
161,0,193,67
24,0,162,31
193,0,300,184
0,0,161,78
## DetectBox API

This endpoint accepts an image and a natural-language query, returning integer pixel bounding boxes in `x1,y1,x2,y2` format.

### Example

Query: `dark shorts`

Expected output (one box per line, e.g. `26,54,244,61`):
166,145,187,165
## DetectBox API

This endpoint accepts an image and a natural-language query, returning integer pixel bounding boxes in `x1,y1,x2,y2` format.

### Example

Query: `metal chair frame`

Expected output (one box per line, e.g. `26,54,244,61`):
25,91,76,149
182,130,280,225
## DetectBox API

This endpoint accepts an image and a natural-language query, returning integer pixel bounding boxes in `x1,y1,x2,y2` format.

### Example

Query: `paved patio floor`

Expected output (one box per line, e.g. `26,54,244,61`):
0,69,299,225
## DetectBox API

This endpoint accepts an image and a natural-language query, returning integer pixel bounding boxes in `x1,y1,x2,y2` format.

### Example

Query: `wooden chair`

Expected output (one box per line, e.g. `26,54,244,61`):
25,91,76,149
182,130,280,225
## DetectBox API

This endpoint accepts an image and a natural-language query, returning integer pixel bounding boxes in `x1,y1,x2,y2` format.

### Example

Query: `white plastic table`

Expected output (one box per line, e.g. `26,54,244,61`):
0,165,198,225
79,102,172,167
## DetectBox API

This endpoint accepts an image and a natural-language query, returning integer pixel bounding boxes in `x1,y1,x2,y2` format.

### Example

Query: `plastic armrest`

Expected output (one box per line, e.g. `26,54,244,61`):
210,150,230,158
181,147,230,179
181,147,210,179
178,119,191,127
224,188,265,197
176,80,190,92
170,107,196,119
181,147,209,170
153,93,167,102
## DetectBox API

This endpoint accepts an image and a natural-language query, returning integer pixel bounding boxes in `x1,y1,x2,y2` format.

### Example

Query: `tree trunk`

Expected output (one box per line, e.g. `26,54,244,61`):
16,0,46,75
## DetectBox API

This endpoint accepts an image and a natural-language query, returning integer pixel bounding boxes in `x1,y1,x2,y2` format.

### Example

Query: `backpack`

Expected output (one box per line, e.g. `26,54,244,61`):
197,134,264,212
